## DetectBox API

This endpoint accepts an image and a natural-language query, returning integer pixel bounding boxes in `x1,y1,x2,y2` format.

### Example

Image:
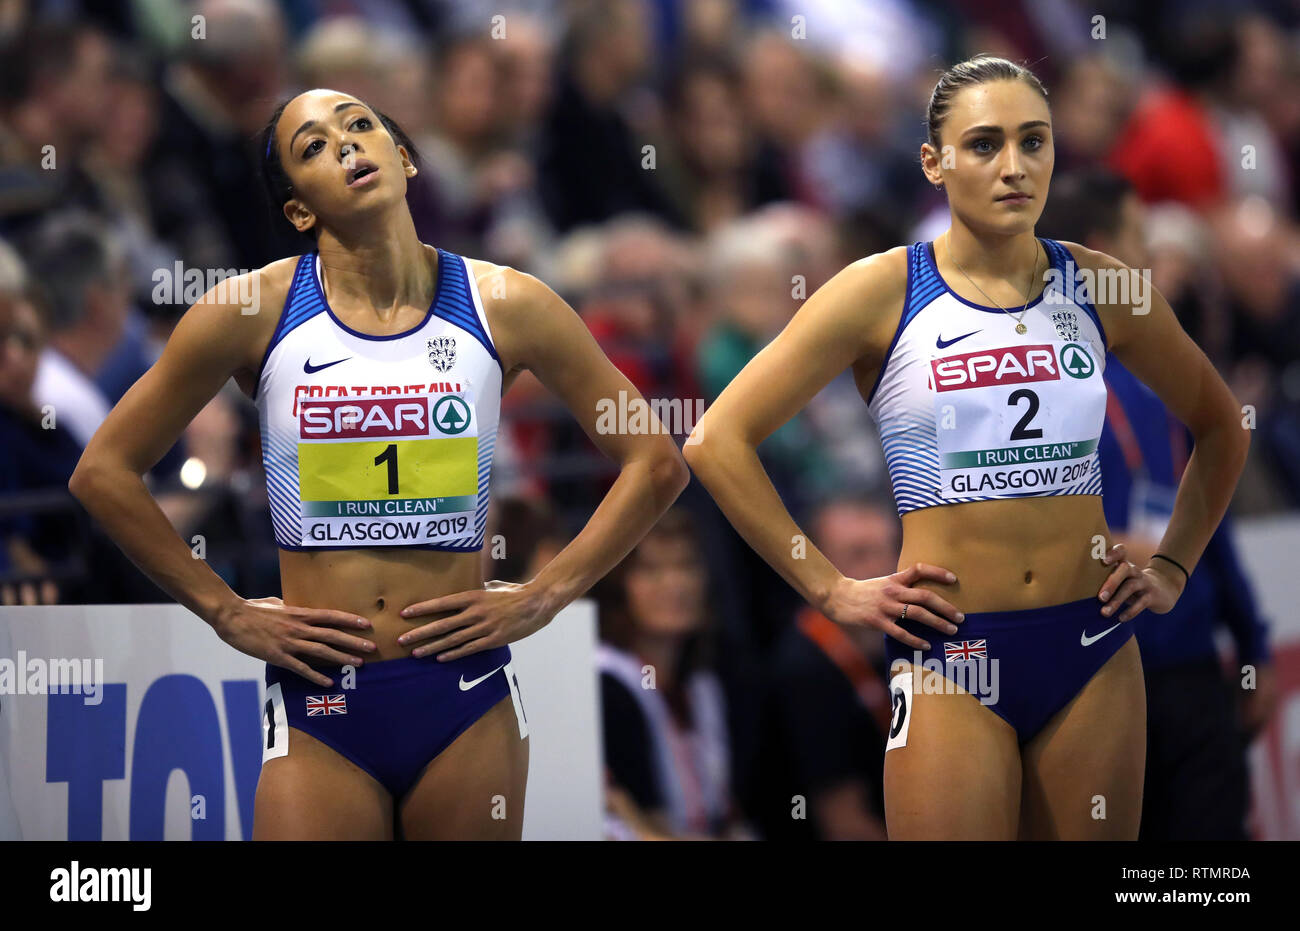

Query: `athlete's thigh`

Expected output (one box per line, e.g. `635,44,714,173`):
254,726,394,840
1019,636,1146,840
398,696,529,841
883,663,1022,840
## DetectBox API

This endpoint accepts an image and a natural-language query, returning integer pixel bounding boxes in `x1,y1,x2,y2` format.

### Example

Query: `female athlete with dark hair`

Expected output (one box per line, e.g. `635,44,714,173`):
70,89,688,840
685,56,1249,839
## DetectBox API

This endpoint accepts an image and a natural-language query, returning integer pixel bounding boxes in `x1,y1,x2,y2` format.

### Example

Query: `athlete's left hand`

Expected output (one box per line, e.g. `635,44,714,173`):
397,580,555,659
1097,542,1185,622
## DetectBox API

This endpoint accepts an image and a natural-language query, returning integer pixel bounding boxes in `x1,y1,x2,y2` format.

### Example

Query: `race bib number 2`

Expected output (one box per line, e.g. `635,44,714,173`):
931,342,1100,498
297,394,477,545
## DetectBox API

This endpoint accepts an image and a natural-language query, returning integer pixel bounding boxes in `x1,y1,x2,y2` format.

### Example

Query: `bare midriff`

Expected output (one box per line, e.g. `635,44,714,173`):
899,495,1113,615
279,548,485,662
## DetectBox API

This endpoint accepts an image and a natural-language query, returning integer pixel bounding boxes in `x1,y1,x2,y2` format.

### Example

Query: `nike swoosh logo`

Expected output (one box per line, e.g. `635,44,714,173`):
304,356,351,374
1080,623,1122,647
459,664,506,691
936,329,982,349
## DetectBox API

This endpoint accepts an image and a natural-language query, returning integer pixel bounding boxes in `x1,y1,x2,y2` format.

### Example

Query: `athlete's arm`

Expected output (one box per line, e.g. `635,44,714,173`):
398,265,689,659
682,248,963,649
69,267,376,686
1064,242,1251,618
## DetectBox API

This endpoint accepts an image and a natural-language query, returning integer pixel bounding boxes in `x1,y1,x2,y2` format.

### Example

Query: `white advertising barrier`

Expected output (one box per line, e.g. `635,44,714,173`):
0,600,601,841
1235,515,1300,840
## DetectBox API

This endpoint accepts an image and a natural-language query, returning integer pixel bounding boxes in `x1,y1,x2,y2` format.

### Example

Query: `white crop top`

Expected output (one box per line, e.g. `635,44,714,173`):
866,238,1109,515
255,249,502,550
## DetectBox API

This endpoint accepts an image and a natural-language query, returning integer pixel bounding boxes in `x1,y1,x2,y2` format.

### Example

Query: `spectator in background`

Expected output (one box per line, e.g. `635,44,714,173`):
142,0,299,272
294,16,395,113
291,17,448,248
78,47,177,333
802,56,918,221
493,13,557,150
739,29,824,204
581,214,699,405
1141,202,1225,367
20,211,128,449
695,212,828,514
72,49,179,408
483,13,561,269
418,33,540,256
659,56,786,233
0,269,85,603
482,495,568,585
595,507,748,839
0,21,115,236
1108,16,1234,208
1214,14,1294,206
1038,168,1275,841
1050,53,1130,175
537,0,683,231
1211,197,1300,507
770,495,897,840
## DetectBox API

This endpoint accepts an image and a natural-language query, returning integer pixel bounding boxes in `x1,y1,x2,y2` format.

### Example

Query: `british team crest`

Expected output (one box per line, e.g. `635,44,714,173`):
1050,310,1080,342
427,336,456,372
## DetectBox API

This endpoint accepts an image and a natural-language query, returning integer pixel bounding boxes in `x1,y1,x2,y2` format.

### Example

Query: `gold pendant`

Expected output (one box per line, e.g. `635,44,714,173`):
1016,323,1027,334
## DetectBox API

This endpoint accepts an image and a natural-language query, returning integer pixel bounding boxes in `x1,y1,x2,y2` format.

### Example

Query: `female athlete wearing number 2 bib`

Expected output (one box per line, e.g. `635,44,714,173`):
684,57,1249,839
69,89,688,840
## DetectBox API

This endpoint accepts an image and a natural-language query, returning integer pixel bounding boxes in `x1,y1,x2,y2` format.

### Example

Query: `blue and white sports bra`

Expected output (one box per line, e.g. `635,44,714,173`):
866,238,1109,516
255,249,501,551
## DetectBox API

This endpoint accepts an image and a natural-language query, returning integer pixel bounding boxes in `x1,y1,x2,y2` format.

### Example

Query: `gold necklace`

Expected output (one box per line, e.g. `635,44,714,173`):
946,234,1041,335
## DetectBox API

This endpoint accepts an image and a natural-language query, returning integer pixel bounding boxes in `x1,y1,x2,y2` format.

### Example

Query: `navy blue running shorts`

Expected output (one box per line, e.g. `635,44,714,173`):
261,645,528,798
884,596,1135,746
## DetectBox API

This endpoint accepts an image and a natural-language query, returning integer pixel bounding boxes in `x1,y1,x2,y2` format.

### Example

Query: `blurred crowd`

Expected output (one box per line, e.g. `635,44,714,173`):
0,0,1297,839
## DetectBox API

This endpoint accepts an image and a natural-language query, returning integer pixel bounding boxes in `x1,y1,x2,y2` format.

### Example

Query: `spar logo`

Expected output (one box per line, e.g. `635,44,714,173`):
1060,342,1094,378
933,344,1058,392
432,395,471,434
300,396,432,439
931,342,1096,391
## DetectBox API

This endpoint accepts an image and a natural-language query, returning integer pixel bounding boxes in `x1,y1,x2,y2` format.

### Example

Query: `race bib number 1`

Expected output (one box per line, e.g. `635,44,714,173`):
297,394,477,545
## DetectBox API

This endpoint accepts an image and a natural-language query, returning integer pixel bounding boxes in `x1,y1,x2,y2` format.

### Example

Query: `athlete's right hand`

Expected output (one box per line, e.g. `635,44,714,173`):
211,596,376,687
821,563,964,650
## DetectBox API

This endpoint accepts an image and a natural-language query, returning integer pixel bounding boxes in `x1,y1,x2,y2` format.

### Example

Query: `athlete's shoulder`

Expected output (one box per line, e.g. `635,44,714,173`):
805,246,910,357
837,244,910,297
176,254,302,324
459,256,562,375
1045,239,1127,275
168,254,305,378
462,255,546,307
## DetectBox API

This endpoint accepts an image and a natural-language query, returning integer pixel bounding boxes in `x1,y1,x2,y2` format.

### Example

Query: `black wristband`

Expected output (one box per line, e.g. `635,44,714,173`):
1150,553,1190,582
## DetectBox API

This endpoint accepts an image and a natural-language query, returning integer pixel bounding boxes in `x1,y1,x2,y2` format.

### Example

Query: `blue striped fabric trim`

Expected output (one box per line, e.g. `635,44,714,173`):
892,456,1105,514
263,427,303,548
866,244,943,407
924,240,1051,315
253,254,320,400
434,249,501,369
1042,238,1108,350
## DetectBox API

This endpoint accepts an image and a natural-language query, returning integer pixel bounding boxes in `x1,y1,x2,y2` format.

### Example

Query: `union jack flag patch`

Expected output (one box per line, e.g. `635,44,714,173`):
306,694,347,716
944,640,988,662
